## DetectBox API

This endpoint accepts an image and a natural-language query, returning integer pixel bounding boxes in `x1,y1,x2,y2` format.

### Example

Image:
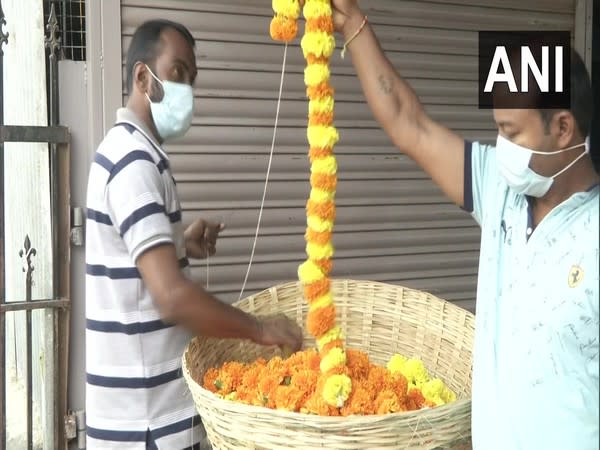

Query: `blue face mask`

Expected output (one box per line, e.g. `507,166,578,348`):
145,65,194,142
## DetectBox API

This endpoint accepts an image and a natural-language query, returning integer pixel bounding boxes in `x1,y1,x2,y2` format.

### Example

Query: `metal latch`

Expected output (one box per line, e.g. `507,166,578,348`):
70,206,85,246
65,413,77,440
65,410,86,448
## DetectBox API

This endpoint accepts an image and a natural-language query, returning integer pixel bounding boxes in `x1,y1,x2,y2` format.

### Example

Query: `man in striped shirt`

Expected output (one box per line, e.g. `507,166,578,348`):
85,20,303,449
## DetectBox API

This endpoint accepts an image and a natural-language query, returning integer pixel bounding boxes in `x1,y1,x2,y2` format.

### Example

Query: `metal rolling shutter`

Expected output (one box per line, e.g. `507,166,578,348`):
120,0,575,312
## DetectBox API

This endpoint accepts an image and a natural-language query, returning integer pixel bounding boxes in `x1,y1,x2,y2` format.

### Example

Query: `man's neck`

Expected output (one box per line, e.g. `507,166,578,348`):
532,157,599,226
126,98,163,145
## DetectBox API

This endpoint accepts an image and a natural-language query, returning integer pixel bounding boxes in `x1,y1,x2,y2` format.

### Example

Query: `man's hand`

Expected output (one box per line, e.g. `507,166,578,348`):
330,0,363,34
299,0,362,34
184,219,225,259
255,313,303,352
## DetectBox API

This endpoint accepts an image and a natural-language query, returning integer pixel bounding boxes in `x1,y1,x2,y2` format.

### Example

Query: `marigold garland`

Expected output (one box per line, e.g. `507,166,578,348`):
201,0,458,416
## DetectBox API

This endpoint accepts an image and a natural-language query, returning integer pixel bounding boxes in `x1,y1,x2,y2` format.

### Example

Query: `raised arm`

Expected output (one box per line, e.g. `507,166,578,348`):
333,0,467,206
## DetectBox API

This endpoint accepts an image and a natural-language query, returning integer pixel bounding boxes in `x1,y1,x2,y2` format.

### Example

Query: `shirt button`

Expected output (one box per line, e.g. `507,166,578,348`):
526,227,533,236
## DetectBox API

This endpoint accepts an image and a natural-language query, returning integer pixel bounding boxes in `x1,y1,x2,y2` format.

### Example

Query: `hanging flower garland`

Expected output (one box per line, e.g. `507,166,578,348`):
271,0,350,408
200,1,459,416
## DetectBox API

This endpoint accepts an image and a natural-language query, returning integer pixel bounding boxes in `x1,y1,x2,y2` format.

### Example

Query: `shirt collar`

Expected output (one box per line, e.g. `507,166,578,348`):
115,107,169,161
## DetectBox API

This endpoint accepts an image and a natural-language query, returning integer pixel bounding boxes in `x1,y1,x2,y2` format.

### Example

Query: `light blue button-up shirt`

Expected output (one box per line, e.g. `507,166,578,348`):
466,141,599,450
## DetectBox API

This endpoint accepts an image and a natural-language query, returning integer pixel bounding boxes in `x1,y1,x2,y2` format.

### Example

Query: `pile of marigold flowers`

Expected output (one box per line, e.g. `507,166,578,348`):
203,348,456,416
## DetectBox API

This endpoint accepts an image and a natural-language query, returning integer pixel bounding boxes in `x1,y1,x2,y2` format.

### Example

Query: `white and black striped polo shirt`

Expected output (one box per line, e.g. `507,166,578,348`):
85,108,203,449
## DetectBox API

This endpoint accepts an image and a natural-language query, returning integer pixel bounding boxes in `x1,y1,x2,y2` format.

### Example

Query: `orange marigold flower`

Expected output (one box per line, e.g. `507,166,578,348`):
406,388,426,411
305,228,332,246
388,372,409,398
307,304,336,337
274,385,305,412
367,366,389,393
310,173,337,191
303,278,330,301
306,82,334,99
202,368,220,393
221,361,245,388
341,385,375,416
305,16,334,34
303,393,340,416
290,369,319,400
303,350,322,371
309,111,334,126
258,374,283,408
266,356,286,378
314,259,333,275
309,147,332,162
306,199,336,221
375,390,403,415
240,365,264,391
270,16,298,42
346,348,371,381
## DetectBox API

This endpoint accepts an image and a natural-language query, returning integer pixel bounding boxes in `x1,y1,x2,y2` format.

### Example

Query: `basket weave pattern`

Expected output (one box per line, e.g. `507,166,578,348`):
183,279,475,449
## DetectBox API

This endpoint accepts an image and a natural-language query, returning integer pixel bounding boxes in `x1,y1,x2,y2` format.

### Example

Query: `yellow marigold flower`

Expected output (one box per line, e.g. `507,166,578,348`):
320,347,346,373
309,153,337,175
322,374,352,407
307,127,339,151
386,354,408,374
309,293,334,311
301,31,336,58
421,378,456,406
304,63,330,86
306,241,334,260
309,187,335,203
298,260,325,284
307,215,334,233
272,0,300,18
309,97,334,115
302,0,332,20
401,358,430,387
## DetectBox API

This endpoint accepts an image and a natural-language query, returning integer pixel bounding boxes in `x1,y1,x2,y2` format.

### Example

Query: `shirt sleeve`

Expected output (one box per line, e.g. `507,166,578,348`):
463,140,499,226
104,151,174,262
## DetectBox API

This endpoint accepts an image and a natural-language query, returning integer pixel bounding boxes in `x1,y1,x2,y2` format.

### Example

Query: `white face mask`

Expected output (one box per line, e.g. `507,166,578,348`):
144,65,194,142
495,134,589,198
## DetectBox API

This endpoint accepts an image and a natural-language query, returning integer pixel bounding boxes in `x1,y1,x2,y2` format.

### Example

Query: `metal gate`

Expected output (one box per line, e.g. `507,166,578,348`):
0,1,71,449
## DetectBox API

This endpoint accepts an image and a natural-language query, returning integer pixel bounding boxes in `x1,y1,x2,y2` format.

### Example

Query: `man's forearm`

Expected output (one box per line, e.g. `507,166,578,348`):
164,279,262,342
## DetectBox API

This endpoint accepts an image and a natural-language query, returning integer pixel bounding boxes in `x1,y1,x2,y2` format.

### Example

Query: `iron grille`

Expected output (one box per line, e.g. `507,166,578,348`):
44,0,85,62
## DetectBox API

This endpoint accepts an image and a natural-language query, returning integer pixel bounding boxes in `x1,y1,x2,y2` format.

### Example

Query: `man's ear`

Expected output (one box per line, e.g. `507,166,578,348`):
553,111,576,149
132,62,149,95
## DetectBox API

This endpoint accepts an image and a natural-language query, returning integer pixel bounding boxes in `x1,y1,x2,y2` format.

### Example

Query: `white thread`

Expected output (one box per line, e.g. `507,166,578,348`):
205,253,210,290
191,414,195,449
239,42,288,301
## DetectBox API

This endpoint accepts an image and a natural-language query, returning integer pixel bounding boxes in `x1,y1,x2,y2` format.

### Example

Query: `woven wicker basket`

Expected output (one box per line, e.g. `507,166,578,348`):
182,279,475,449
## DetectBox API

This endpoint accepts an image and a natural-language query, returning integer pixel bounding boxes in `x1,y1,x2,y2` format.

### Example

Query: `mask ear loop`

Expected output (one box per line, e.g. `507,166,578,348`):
144,64,164,103
550,146,589,178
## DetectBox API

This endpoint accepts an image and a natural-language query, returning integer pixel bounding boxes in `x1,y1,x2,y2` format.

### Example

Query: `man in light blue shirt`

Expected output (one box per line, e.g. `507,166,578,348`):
328,0,599,448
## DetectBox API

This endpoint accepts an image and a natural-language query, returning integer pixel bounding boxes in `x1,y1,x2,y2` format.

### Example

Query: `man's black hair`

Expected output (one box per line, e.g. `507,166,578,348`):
125,19,195,93
538,49,595,171
539,49,593,139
